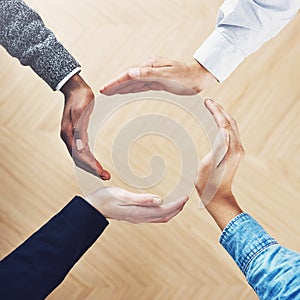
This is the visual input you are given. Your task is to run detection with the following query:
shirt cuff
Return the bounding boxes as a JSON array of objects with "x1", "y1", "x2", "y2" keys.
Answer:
[
  {"x1": 193, "y1": 29, "x2": 246, "y2": 83},
  {"x1": 55, "y1": 67, "x2": 81, "y2": 91},
  {"x1": 64, "y1": 196, "x2": 109, "y2": 235},
  {"x1": 219, "y1": 213, "x2": 278, "y2": 274}
]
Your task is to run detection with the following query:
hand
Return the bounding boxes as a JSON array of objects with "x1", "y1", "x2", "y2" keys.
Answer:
[
  {"x1": 100, "y1": 56, "x2": 217, "y2": 96},
  {"x1": 60, "y1": 74, "x2": 111, "y2": 180},
  {"x1": 86, "y1": 187, "x2": 189, "y2": 223},
  {"x1": 195, "y1": 99, "x2": 244, "y2": 230}
]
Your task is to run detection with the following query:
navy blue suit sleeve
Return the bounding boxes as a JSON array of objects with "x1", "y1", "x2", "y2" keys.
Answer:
[{"x1": 0, "y1": 196, "x2": 109, "y2": 299}]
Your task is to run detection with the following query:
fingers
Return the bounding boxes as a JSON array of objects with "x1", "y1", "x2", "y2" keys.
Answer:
[
  {"x1": 103, "y1": 80, "x2": 151, "y2": 95},
  {"x1": 100, "y1": 56, "x2": 196, "y2": 95},
  {"x1": 131, "y1": 195, "x2": 188, "y2": 223},
  {"x1": 140, "y1": 56, "x2": 177, "y2": 68},
  {"x1": 204, "y1": 99, "x2": 242, "y2": 149},
  {"x1": 72, "y1": 106, "x2": 111, "y2": 180},
  {"x1": 61, "y1": 99, "x2": 111, "y2": 180},
  {"x1": 72, "y1": 145, "x2": 111, "y2": 180},
  {"x1": 127, "y1": 66, "x2": 170, "y2": 80},
  {"x1": 211, "y1": 128, "x2": 229, "y2": 168},
  {"x1": 210, "y1": 100, "x2": 241, "y2": 144},
  {"x1": 100, "y1": 70, "x2": 131, "y2": 94},
  {"x1": 151, "y1": 206, "x2": 185, "y2": 223},
  {"x1": 60, "y1": 106, "x2": 74, "y2": 154},
  {"x1": 72, "y1": 100, "x2": 94, "y2": 147},
  {"x1": 100, "y1": 65, "x2": 172, "y2": 95},
  {"x1": 151, "y1": 196, "x2": 189, "y2": 223},
  {"x1": 205, "y1": 99, "x2": 232, "y2": 130},
  {"x1": 162, "y1": 195, "x2": 189, "y2": 212},
  {"x1": 126, "y1": 192, "x2": 163, "y2": 206},
  {"x1": 204, "y1": 99, "x2": 245, "y2": 163}
]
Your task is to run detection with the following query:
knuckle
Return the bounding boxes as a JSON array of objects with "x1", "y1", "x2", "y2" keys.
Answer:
[
  {"x1": 193, "y1": 86, "x2": 202, "y2": 93},
  {"x1": 233, "y1": 145, "x2": 242, "y2": 153},
  {"x1": 221, "y1": 121, "x2": 231, "y2": 129},
  {"x1": 144, "y1": 67, "x2": 152, "y2": 76},
  {"x1": 195, "y1": 183, "x2": 201, "y2": 193},
  {"x1": 60, "y1": 128, "x2": 68, "y2": 141},
  {"x1": 237, "y1": 146, "x2": 244, "y2": 156},
  {"x1": 231, "y1": 145, "x2": 244, "y2": 159},
  {"x1": 240, "y1": 146, "x2": 245, "y2": 158},
  {"x1": 73, "y1": 159, "x2": 81, "y2": 167}
]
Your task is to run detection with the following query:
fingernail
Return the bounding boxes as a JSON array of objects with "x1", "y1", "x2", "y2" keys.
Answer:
[
  {"x1": 76, "y1": 139, "x2": 84, "y2": 151},
  {"x1": 100, "y1": 170, "x2": 111, "y2": 180},
  {"x1": 153, "y1": 197, "x2": 163, "y2": 205},
  {"x1": 205, "y1": 99, "x2": 214, "y2": 105},
  {"x1": 128, "y1": 68, "x2": 140, "y2": 78}
]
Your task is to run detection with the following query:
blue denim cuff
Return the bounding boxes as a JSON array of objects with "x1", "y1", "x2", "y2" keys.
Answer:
[{"x1": 219, "y1": 213, "x2": 278, "y2": 275}]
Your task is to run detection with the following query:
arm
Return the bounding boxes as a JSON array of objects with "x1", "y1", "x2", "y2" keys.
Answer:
[
  {"x1": 0, "y1": 0, "x2": 111, "y2": 179},
  {"x1": 100, "y1": 1, "x2": 299, "y2": 95},
  {"x1": 220, "y1": 213, "x2": 300, "y2": 299},
  {"x1": 0, "y1": 187, "x2": 188, "y2": 299},
  {"x1": 194, "y1": 0, "x2": 300, "y2": 82},
  {"x1": 0, "y1": 0, "x2": 79, "y2": 90},
  {"x1": 195, "y1": 99, "x2": 300, "y2": 299},
  {"x1": 0, "y1": 197, "x2": 107, "y2": 300}
]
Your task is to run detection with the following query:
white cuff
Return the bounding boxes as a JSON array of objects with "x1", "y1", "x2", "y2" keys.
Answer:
[
  {"x1": 193, "y1": 30, "x2": 246, "y2": 83},
  {"x1": 55, "y1": 67, "x2": 81, "y2": 91}
]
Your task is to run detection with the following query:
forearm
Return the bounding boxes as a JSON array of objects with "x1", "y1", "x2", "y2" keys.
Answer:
[
  {"x1": 205, "y1": 194, "x2": 243, "y2": 231},
  {"x1": 194, "y1": 0, "x2": 300, "y2": 82},
  {"x1": 220, "y1": 213, "x2": 300, "y2": 299},
  {"x1": 0, "y1": 0, "x2": 80, "y2": 90},
  {"x1": 0, "y1": 196, "x2": 108, "y2": 299}
]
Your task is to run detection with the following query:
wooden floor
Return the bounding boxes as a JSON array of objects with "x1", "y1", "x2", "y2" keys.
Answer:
[{"x1": 1, "y1": 1, "x2": 299, "y2": 299}]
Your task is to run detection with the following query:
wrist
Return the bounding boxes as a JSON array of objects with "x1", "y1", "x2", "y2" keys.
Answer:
[
  {"x1": 84, "y1": 194, "x2": 109, "y2": 219},
  {"x1": 189, "y1": 60, "x2": 218, "y2": 92},
  {"x1": 205, "y1": 194, "x2": 243, "y2": 231},
  {"x1": 61, "y1": 73, "x2": 91, "y2": 97}
]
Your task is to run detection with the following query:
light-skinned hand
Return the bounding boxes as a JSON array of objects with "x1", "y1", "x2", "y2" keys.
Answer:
[
  {"x1": 60, "y1": 74, "x2": 111, "y2": 180},
  {"x1": 100, "y1": 56, "x2": 217, "y2": 96},
  {"x1": 195, "y1": 99, "x2": 244, "y2": 230},
  {"x1": 86, "y1": 187, "x2": 189, "y2": 223}
]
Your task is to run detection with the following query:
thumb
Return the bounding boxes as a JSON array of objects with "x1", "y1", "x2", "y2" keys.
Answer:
[{"x1": 129, "y1": 193, "x2": 163, "y2": 206}]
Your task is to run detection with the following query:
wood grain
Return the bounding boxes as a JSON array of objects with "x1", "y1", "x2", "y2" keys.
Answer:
[{"x1": 0, "y1": 1, "x2": 299, "y2": 299}]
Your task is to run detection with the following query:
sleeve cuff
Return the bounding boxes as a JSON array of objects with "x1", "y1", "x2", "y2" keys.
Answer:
[
  {"x1": 219, "y1": 213, "x2": 277, "y2": 274},
  {"x1": 55, "y1": 67, "x2": 81, "y2": 91},
  {"x1": 193, "y1": 29, "x2": 246, "y2": 82},
  {"x1": 64, "y1": 196, "x2": 109, "y2": 236}
]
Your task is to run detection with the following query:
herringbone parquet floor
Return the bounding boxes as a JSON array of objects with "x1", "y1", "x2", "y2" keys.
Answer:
[{"x1": 1, "y1": 1, "x2": 299, "y2": 299}]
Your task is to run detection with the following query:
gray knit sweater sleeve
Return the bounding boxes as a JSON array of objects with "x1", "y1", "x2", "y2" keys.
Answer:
[{"x1": 0, "y1": 0, "x2": 81, "y2": 90}]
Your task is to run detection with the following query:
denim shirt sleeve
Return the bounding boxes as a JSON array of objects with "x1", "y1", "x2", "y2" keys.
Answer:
[{"x1": 220, "y1": 213, "x2": 300, "y2": 299}]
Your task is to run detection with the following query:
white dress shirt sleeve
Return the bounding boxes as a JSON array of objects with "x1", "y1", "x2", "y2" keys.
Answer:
[{"x1": 194, "y1": 0, "x2": 300, "y2": 82}]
